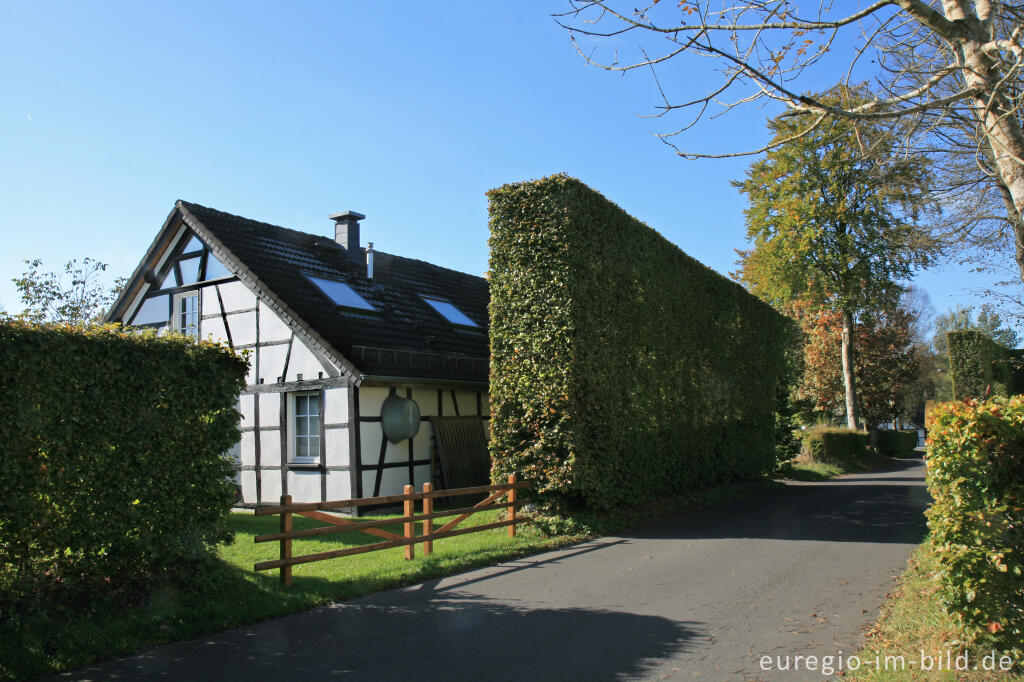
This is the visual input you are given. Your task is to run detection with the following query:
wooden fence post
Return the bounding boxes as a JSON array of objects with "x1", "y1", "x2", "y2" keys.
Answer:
[
  {"x1": 507, "y1": 474, "x2": 517, "y2": 538},
  {"x1": 280, "y1": 494, "x2": 293, "y2": 587},
  {"x1": 422, "y1": 482, "x2": 434, "y2": 556},
  {"x1": 403, "y1": 485, "x2": 415, "y2": 560}
]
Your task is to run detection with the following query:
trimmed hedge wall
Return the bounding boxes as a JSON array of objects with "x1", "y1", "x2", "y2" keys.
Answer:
[
  {"x1": 927, "y1": 398, "x2": 1023, "y2": 655},
  {"x1": 801, "y1": 426, "x2": 869, "y2": 467},
  {"x1": 948, "y1": 330, "x2": 1024, "y2": 400},
  {"x1": 0, "y1": 321, "x2": 247, "y2": 601},
  {"x1": 876, "y1": 429, "x2": 918, "y2": 457},
  {"x1": 487, "y1": 174, "x2": 793, "y2": 510}
]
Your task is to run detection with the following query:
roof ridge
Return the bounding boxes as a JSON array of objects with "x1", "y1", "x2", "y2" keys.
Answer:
[
  {"x1": 177, "y1": 200, "x2": 332, "y2": 246},
  {"x1": 178, "y1": 200, "x2": 485, "y2": 283}
]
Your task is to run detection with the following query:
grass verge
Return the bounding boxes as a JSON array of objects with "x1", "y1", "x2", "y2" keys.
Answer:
[
  {"x1": 847, "y1": 544, "x2": 1023, "y2": 681},
  {"x1": 0, "y1": 477, "x2": 776, "y2": 680}
]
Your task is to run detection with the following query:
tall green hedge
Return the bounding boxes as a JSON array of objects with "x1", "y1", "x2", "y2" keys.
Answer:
[
  {"x1": 801, "y1": 426, "x2": 869, "y2": 467},
  {"x1": 927, "y1": 397, "x2": 1023, "y2": 655},
  {"x1": 487, "y1": 174, "x2": 793, "y2": 510},
  {"x1": 948, "y1": 330, "x2": 1024, "y2": 400},
  {"x1": 0, "y1": 321, "x2": 247, "y2": 602}
]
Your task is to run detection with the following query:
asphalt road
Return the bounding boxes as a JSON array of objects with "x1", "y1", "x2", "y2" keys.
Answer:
[{"x1": 52, "y1": 457, "x2": 929, "y2": 681}]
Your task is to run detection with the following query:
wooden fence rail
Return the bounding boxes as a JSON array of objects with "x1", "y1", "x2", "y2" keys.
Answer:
[{"x1": 253, "y1": 474, "x2": 528, "y2": 587}]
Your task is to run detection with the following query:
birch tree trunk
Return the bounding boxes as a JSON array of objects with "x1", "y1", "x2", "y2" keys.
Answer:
[{"x1": 841, "y1": 310, "x2": 859, "y2": 430}]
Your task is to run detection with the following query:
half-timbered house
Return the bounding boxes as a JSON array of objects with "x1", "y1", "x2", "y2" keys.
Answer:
[{"x1": 106, "y1": 201, "x2": 490, "y2": 508}]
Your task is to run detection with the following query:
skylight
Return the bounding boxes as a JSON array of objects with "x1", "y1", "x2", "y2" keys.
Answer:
[
  {"x1": 308, "y1": 275, "x2": 375, "y2": 311},
  {"x1": 422, "y1": 296, "x2": 478, "y2": 327}
]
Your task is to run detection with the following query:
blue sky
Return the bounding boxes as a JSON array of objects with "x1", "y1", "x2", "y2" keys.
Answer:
[{"x1": 0, "y1": 1, "x2": 1000, "y2": 329}]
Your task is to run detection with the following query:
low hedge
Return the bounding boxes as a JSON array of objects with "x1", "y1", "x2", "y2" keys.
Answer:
[
  {"x1": 948, "y1": 330, "x2": 1024, "y2": 400},
  {"x1": 487, "y1": 174, "x2": 793, "y2": 511},
  {"x1": 876, "y1": 429, "x2": 918, "y2": 457},
  {"x1": 0, "y1": 321, "x2": 247, "y2": 605},
  {"x1": 926, "y1": 397, "x2": 1023, "y2": 655},
  {"x1": 802, "y1": 426, "x2": 868, "y2": 467}
]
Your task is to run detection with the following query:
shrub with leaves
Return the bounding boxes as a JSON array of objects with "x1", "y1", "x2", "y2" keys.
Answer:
[
  {"x1": 926, "y1": 397, "x2": 1024, "y2": 655},
  {"x1": 801, "y1": 426, "x2": 869, "y2": 467},
  {"x1": 487, "y1": 174, "x2": 793, "y2": 510},
  {"x1": 0, "y1": 320, "x2": 247, "y2": 606},
  {"x1": 876, "y1": 429, "x2": 918, "y2": 457}
]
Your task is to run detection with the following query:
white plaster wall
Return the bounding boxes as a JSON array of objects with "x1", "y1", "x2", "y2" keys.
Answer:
[
  {"x1": 239, "y1": 394, "x2": 255, "y2": 429},
  {"x1": 259, "y1": 344, "x2": 289, "y2": 384},
  {"x1": 360, "y1": 423, "x2": 411, "y2": 465},
  {"x1": 258, "y1": 301, "x2": 291, "y2": 342},
  {"x1": 359, "y1": 387, "x2": 390, "y2": 417},
  {"x1": 413, "y1": 464, "x2": 431, "y2": 488},
  {"x1": 287, "y1": 471, "x2": 320, "y2": 502},
  {"x1": 219, "y1": 281, "x2": 255, "y2": 312},
  {"x1": 240, "y1": 471, "x2": 257, "y2": 504},
  {"x1": 260, "y1": 429, "x2": 282, "y2": 467},
  {"x1": 411, "y1": 425, "x2": 432, "y2": 463},
  {"x1": 240, "y1": 431, "x2": 256, "y2": 467},
  {"x1": 455, "y1": 390, "x2": 477, "y2": 416},
  {"x1": 285, "y1": 339, "x2": 326, "y2": 382},
  {"x1": 362, "y1": 468, "x2": 412, "y2": 498},
  {"x1": 202, "y1": 316, "x2": 229, "y2": 346},
  {"x1": 439, "y1": 390, "x2": 458, "y2": 417},
  {"x1": 325, "y1": 471, "x2": 351, "y2": 501},
  {"x1": 324, "y1": 387, "x2": 349, "y2": 424},
  {"x1": 202, "y1": 285, "x2": 222, "y2": 315},
  {"x1": 324, "y1": 428, "x2": 349, "y2": 468},
  {"x1": 412, "y1": 388, "x2": 437, "y2": 416},
  {"x1": 230, "y1": 311, "x2": 257, "y2": 347},
  {"x1": 259, "y1": 393, "x2": 281, "y2": 428},
  {"x1": 260, "y1": 474, "x2": 282, "y2": 504}
]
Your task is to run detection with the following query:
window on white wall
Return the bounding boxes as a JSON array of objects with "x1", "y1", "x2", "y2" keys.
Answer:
[
  {"x1": 291, "y1": 392, "x2": 321, "y2": 462},
  {"x1": 173, "y1": 292, "x2": 199, "y2": 338}
]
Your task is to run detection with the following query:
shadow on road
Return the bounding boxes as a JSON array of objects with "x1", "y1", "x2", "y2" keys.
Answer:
[
  {"x1": 57, "y1": 598, "x2": 701, "y2": 682},
  {"x1": 631, "y1": 458, "x2": 930, "y2": 545}
]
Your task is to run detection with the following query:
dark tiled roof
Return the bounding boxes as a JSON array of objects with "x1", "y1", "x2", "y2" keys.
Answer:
[{"x1": 180, "y1": 201, "x2": 489, "y2": 383}]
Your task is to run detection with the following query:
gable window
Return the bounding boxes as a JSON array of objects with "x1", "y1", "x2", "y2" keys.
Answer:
[
  {"x1": 421, "y1": 296, "x2": 478, "y2": 328},
  {"x1": 290, "y1": 392, "x2": 321, "y2": 462},
  {"x1": 307, "y1": 275, "x2": 375, "y2": 311},
  {"x1": 173, "y1": 292, "x2": 199, "y2": 338}
]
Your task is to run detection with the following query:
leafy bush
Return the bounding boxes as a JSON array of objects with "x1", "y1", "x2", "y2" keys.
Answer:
[
  {"x1": 801, "y1": 426, "x2": 868, "y2": 467},
  {"x1": 487, "y1": 174, "x2": 793, "y2": 510},
  {"x1": 876, "y1": 429, "x2": 919, "y2": 457},
  {"x1": 926, "y1": 397, "x2": 1023, "y2": 656},
  {"x1": 0, "y1": 321, "x2": 247, "y2": 606},
  {"x1": 948, "y1": 330, "x2": 1024, "y2": 400}
]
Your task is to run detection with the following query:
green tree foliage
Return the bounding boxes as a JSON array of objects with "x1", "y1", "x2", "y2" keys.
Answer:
[
  {"x1": 10, "y1": 257, "x2": 125, "y2": 324},
  {"x1": 736, "y1": 94, "x2": 939, "y2": 428},
  {"x1": 791, "y1": 301, "x2": 919, "y2": 427}
]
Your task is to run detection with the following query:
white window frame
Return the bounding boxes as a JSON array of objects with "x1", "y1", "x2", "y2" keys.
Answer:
[
  {"x1": 288, "y1": 391, "x2": 322, "y2": 464},
  {"x1": 173, "y1": 291, "x2": 200, "y2": 338}
]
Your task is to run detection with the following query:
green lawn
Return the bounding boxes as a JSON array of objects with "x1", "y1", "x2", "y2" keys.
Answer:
[
  {"x1": 849, "y1": 545, "x2": 1022, "y2": 681},
  {"x1": 0, "y1": 508, "x2": 574, "y2": 681}
]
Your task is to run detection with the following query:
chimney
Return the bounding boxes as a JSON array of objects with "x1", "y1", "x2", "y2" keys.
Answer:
[
  {"x1": 366, "y1": 242, "x2": 375, "y2": 279},
  {"x1": 330, "y1": 211, "x2": 365, "y2": 261}
]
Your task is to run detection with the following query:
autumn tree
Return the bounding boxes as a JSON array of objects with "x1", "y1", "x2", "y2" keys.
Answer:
[
  {"x1": 10, "y1": 258, "x2": 125, "y2": 325},
  {"x1": 559, "y1": 2, "x2": 1024, "y2": 285},
  {"x1": 792, "y1": 301, "x2": 918, "y2": 426},
  {"x1": 735, "y1": 98, "x2": 938, "y2": 428}
]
